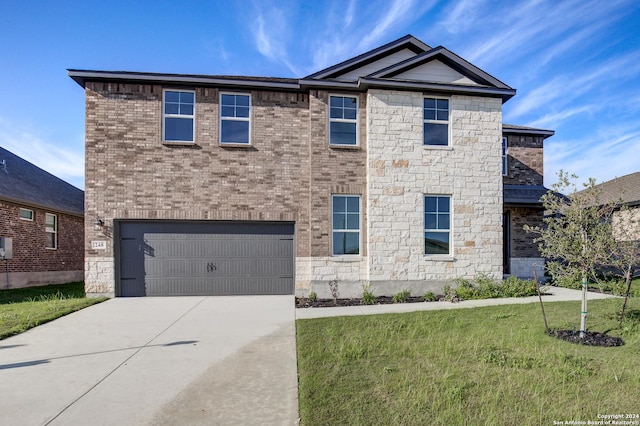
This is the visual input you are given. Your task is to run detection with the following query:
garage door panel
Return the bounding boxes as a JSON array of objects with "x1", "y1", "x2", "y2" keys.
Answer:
[{"x1": 118, "y1": 221, "x2": 294, "y2": 296}]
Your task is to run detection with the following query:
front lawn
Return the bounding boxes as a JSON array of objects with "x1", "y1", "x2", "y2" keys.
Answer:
[
  {"x1": 0, "y1": 282, "x2": 106, "y2": 340},
  {"x1": 297, "y1": 298, "x2": 640, "y2": 425}
]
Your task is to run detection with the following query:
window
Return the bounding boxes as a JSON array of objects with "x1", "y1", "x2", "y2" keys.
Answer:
[
  {"x1": 45, "y1": 213, "x2": 57, "y2": 249},
  {"x1": 423, "y1": 98, "x2": 449, "y2": 146},
  {"x1": 19, "y1": 208, "x2": 34, "y2": 221},
  {"x1": 220, "y1": 93, "x2": 250, "y2": 144},
  {"x1": 424, "y1": 196, "x2": 450, "y2": 255},
  {"x1": 332, "y1": 195, "x2": 360, "y2": 255},
  {"x1": 163, "y1": 90, "x2": 195, "y2": 143},
  {"x1": 329, "y1": 95, "x2": 358, "y2": 145},
  {"x1": 502, "y1": 137, "x2": 508, "y2": 176}
]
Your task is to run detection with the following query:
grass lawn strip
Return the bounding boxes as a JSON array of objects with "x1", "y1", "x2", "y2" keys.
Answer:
[
  {"x1": 297, "y1": 298, "x2": 640, "y2": 426},
  {"x1": 0, "y1": 282, "x2": 106, "y2": 340}
]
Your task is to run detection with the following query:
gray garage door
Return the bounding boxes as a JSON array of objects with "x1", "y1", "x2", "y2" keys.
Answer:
[{"x1": 117, "y1": 221, "x2": 294, "y2": 296}]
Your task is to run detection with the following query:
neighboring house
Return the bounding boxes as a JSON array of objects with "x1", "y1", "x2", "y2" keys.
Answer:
[
  {"x1": 587, "y1": 171, "x2": 640, "y2": 241},
  {"x1": 69, "y1": 35, "x2": 553, "y2": 298},
  {"x1": 0, "y1": 147, "x2": 84, "y2": 288}
]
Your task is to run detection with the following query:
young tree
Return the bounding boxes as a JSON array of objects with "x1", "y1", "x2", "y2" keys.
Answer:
[{"x1": 524, "y1": 171, "x2": 616, "y2": 338}]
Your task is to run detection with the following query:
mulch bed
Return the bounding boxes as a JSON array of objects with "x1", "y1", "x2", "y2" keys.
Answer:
[
  {"x1": 548, "y1": 329, "x2": 625, "y2": 347},
  {"x1": 296, "y1": 296, "x2": 441, "y2": 308}
]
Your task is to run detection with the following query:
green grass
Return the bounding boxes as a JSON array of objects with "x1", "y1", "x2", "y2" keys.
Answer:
[
  {"x1": 297, "y1": 298, "x2": 640, "y2": 426},
  {"x1": 0, "y1": 282, "x2": 106, "y2": 340}
]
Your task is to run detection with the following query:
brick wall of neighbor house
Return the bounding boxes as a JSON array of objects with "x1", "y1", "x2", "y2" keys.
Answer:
[
  {"x1": 503, "y1": 134, "x2": 543, "y2": 185},
  {"x1": 507, "y1": 207, "x2": 544, "y2": 279},
  {"x1": 360, "y1": 90, "x2": 504, "y2": 296},
  {"x1": 0, "y1": 200, "x2": 83, "y2": 288},
  {"x1": 83, "y1": 82, "x2": 312, "y2": 295}
]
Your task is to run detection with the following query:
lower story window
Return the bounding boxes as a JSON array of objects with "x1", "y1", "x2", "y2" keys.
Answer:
[
  {"x1": 424, "y1": 195, "x2": 450, "y2": 255},
  {"x1": 45, "y1": 213, "x2": 57, "y2": 249},
  {"x1": 332, "y1": 195, "x2": 360, "y2": 255}
]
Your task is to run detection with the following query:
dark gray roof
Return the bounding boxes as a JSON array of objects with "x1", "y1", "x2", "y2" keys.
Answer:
[
  {"x1": 503, "y1": 123, "x2": 555, "y2": 138},
  {"x1": 0, "y1": 147, "x2": 84, "y2": 216},
  {"x1": 504, "y1": 185, "x2": 549, "y2": 206},
  {"x1": 581, "y1": 172, "x2": 640, "y2": 206}
]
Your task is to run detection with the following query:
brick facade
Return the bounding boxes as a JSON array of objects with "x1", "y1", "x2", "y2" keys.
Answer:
[
  {"x1": 0, "y1": 200, "x2": 83, "y2": 288},
  {"x1": 503, "y1": 134, "x2": 544, "y2": 185}
]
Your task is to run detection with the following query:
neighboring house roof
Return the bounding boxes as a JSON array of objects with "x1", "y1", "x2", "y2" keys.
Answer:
[
  {"x1": 581, "y1": 172, "x2": 640, "y2": 207},
  {"x1": 69, "y1": 34, "x2": 516, "y2": 103},
  {"x1": 503, "y1": 123, "x2": 555, "y2": 138},
  {"x1": 503, "y1": 185, "x2": 549, "y2": 207},
  {"x1": 0, "y1": 147, "x2": 84, "y2": 216}
]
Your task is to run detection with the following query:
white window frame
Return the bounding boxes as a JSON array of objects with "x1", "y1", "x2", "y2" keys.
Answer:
[
  {"x1": 424, "y1": 195, "x2": 452, "y2": 256},
  {"x1": 45, "y1": 213, "x2": 57, "y2": 250},
  {"x1": 328, "y1": 94, "x2": 359, "y2": 146},
  {"x1": 502, "y1": 136, "x2": 508, "y2": 176},
  {"x1": 219, "y1": 92, "x2": 251, "y2": 145},
  {"x1": 331, "y1": 194, "x2": 361, "y2": 256},
  {"x1": 19, "y1": 208, "x2": 34, "y2": 221},
  {"x1": 423, "y1": 96, "x2": 450, "y2": 147},
  {"x1": 162, "y1": 89, "x2": 196, "y2": 143}
]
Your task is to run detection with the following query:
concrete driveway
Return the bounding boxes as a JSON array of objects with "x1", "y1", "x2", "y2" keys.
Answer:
[{"x1": 0, "y1": 296, "x2": 298, "y2": 426}]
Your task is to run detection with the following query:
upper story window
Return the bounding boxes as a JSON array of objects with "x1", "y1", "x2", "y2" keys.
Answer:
[
  {"x1": 424, "y1": 195, "x2": 450, "y2": 255},
  {"x1": 220, "y1": 93, "x2": 251, "y2": 144},
  {"x1": 423, "y1": 98, "x2": 449, "y2": 146},
  {"x1": 332, "y1": 195, "x2": 360, "y2": 255},
  {"x1": 163, "y1": 90, "x2": 195, "y2": 143},
  {"x1": 329, "y1": 95, "x2": 358, "y2": 146},
  {"x1": 502, "y1": 137, "x2": 508, "y2": 176},
  {"x1": 45, "y1": 213, "x2": 57, "y2": 249},
  {"x1": 19, "y1": 208, "x2": 34, "y2": 221}
]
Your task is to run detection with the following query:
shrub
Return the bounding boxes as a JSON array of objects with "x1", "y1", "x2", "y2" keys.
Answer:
[
  {"x1": 362, "y1": 283, "x2": 377, "y2": 305},
  {"x1": 308, "y1": 291, "x2": 318, "y2": 303},
  {"x1": 392, "y1": 290, "x2": 411, "y2": 303},
  {"x1": 446, "y1": 275, "x2": 539, "y2": 302},
  {"x1": 423, "y1": 291, "x2": 437, "y2": 302}
]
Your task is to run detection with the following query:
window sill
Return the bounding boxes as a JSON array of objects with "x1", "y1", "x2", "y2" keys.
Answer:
[
  {"x1": 330, "y1": 255, "x2": 362, "y2": 262},
  {"x1": 220, "y1": 143, "x2": 254, "y2": 149},
  {"x1": 162, "y1": 141, "x2": 198, "y2": 147},
  {"x1": 423, "y1": 145, "x2": 453, "y2": 151},
  {"x1": 423, "y1": 255, "x2": 454, "y2": 262},
  {"x1": 329, "y1": 144, "x2": 361, "y2": 150}
]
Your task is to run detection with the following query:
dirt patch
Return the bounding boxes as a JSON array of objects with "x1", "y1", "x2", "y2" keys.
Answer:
[{"x1": 548, "y1": 329, "x2": 625, "y2": 347}]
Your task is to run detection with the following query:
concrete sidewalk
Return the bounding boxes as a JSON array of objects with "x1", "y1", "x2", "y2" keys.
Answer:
[
  {"x1": 295, "y1": 286, "x2": 619, "y2": 319},
  {"x1": 0, "y1": 296, "x2": 298, "y2": 426}
]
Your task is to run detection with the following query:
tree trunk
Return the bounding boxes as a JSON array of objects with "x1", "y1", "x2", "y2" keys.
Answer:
[
  {"x1": 619, "y1": 266, "x2": 633, "y2": 327},
  {"x1": 580, "y1": 274, "x2": 588, "y2": 339}
]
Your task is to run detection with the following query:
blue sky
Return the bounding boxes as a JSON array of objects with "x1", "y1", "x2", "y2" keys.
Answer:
[{"x1": 1, "y1": 0, "x2": 639, "y2": 190}]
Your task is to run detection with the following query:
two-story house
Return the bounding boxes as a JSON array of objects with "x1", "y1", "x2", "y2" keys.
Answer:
[{"x1": 69, "y1": 35, "x2": 553, "y2": 298}]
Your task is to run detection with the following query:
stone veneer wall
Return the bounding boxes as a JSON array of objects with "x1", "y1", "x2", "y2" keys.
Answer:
[{"x1": 364, "y1": 90, "x2": 504, "y2": 294}]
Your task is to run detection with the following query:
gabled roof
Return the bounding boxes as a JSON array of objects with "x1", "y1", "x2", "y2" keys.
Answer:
[
  {"x1": 0, "y1": 147, "x2": 84, "y2": 216},
  {"x1": 305, "y1": 35, "x2": 431, "y2": 79},
  {"x1": 302, "y1": 35, "x2": 516, "y2": 102},
  {"x1": 584, "y1": 172, "x2": 640, "y2": 207}
]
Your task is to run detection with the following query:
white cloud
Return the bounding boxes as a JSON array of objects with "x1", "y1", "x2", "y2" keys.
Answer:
[
  {"x1": 0, "y1": 118, "x2": 84, "y2": 189},
  {"x1": 251, "y1": 6, "x2": 301, "y2": 76},
  {"x1": 358, "y1": 0, "x2": 421, "y2": 50},
  {"x1": 545, "y1": 126, "x2": 640, "y2": 187}
]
